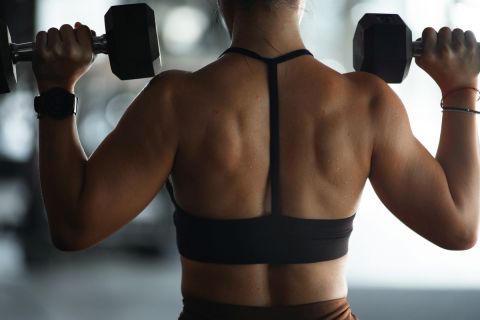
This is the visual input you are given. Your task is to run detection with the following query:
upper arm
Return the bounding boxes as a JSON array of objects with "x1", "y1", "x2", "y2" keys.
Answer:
[
  {"x1": 70, "y1": 71, "x2": 183, "y2": 249},
  {"x1": 366, "y1": 74, "x2": 468, "y2": 250}
]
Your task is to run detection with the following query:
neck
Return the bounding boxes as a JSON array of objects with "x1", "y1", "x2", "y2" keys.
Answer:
[{"x1": 229, "y1": 6, "x2": 305, "y2": 56}]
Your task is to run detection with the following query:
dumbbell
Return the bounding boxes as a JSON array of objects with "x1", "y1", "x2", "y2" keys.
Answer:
[
  {"x1": 0, "y1": 3, "x2": 161, "y2": 94},
  {"x1": 352, "y1": 13, "x2": 477, "y2": 83}
]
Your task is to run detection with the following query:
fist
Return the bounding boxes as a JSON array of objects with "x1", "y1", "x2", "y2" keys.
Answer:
[
  {"x1": 33, "y1": 22, "x2": 95, "y2": 93},
  {"x1": 415, "y1": 27, "x2": 480, "y2": 94}
]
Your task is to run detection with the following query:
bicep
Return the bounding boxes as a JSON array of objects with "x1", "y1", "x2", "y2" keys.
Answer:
[
  {"x1": 74, "y1": 73, "x2": 178, "y2": 248},
  {"x1": 368, "y1": 80, "x2": 462, "y2": 249}
]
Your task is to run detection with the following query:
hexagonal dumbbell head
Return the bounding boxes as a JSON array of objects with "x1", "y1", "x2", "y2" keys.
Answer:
[
  {"x1": 105, "y1": 3, "x2": 161, "y2": 80},
  {"x1": 353, "y1": 13, "x2": 413, "y2": 83},
  {"x1": 0, "y1": 21, "x2": 16, "y2": 93}
]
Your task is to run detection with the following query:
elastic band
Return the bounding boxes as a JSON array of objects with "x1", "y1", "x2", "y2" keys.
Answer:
[
  {"x1": 441, "y1": 107, "x2": 480, "y2": 115},
  {"x1": 440, "y1": 87, "x2": 480, "y2": 108}
]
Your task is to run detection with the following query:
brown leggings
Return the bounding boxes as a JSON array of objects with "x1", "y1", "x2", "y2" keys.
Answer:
[{"x1": 178, "y1": 296, "x2": 359, "y2": 320}]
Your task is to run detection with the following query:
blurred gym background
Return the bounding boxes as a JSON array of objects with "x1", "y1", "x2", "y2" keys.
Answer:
[{"x1": 0, "y1": 0, "x2": 479, "y2": 319}]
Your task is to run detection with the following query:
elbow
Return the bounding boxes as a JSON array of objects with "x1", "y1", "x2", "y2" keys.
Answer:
[
  {"x1": 453, "y1": 232, "x2": 477, "y2": 250},
  {"x1": 47, "y1": 205, "x2": 99, "y2": 252},
  {"x1": 51, "y1": 236, "x2": 90, "y2": 252},
  {"x1": 49, "y1": 223, "x2": 95, "y2": 252},
  {"x1": 452, "y1": 214, "x2": 478, "y2": 250},
  {"x1": 433, "y1": 206, "x2": 479, "y2": 251},
  {"x1": 440, "y1": 226, "x2": 478, "y2": 251}
]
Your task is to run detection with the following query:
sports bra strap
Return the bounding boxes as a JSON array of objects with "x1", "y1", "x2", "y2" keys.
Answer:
[
  {"x1": 220, "y1": 47, "x2": 313, "y2": 216},
  {"x1": 221, "y1": 47, "x2": 313, "y2": 65}
]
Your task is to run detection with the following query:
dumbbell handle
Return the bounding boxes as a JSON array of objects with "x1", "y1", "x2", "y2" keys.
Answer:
[
  {"x1": 412, "y1": 41, "x2": 423, "y2": 57},
  {"x1": 10, "y1": 33, "x2": 108, "y2": 63}
]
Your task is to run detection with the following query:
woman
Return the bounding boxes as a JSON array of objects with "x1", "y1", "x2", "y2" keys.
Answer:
[{"x1": 33, "y1": 0, "x2": 479, "y2": 319}]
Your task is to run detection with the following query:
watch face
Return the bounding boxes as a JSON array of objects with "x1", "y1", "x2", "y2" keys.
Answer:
[
  {"x1": 51, "y1": 95, "x2": 67, "y2": 116},
  {"x1": 43, "y1": 88, "x2": 77, "y2": 119}
]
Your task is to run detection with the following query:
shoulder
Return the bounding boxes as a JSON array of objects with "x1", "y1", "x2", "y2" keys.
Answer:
[
  {"x1": 146, "y1": 69, "x2": 192, "y2": 98},
  {"x1": 342, "y1": 71, "x2": 412, "y2": 156},
  {"x1": 343, "y1": 71, "x2": 407, "y2": 123},
  {"x1": 141, "y1": 69, "x2": 192, "y2": 116},
  {"x1": 122, "y1": 70, "x2": 192, "y2": 143},
  {"x1": 343, "y1": 71, "x2": 390, "y2": 99}
]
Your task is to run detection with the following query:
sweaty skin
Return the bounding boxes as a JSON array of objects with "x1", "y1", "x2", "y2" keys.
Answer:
[{"x1": 33, "y1": 3, "x2": 479, "y2": 306}]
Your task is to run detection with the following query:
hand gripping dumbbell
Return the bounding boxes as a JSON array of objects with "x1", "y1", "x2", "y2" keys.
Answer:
[
  {"x1": 0, "y1": 3, "x2": 161, "y2": 94},
  {"x1": 353, "y1": 13, "x2": 479, "y2": 83}
]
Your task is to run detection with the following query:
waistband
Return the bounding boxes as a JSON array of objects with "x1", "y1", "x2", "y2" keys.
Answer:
[{"x1": 179, "y1": 296, "x2": 358, "y2": 320}]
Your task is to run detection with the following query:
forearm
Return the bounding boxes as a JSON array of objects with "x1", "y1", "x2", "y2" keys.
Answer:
[
  {"x1": 39, "y1": 115, "x2": 87, "y2": 239},
  {"x1": 436, "y1": 90, "x2": 480, "y2": 228}
]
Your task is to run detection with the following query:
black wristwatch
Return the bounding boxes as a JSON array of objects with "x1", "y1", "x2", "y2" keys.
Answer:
[{"x1": 34, "y1": 87, "x2": 78, "y2": 120}]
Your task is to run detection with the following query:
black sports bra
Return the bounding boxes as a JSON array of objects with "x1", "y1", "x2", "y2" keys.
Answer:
[{"x1": 166, "y1": 47, "x2": 355, "y2": 264}]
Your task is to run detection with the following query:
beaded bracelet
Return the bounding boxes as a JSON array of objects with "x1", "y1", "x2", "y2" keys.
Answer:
[{"x1": 440, "y1": 87, "x2": 480, "y2": 115}]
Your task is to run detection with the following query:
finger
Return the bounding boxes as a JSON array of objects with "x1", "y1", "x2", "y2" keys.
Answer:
[
  {"x1": 59, "y1": 24, "x2": 76, "y2": 46},
  {"x1": 75, "y1": 22, "x2": 96, "y2": 39},
  {"x1": 75, "y1": 24, "x2": 93, "y2": 47},
  {"x1": 437, "y1": 26, "x2": 452, "y2": 52},
  {"x1": 421, "y1": 27, "x2": 437, "y2": 54},
  {"x1": 34, "y1": 31, "x2": 48, "y2": 56},
  {"x1": 46, "y1": 27, "x2": 60, "y2": 48},
  {"x1": 451, "y1": 28, "x2": 465, "y2": 51},
  {"x1": 74, "y1": 24, "x2": 94, "y2": 61},
  {"x1": 47, "y1": 27, "x2": 61, "y2": 51},
  {"x1": 465, "y1": 30, "x2": 477, "y2": 49}
]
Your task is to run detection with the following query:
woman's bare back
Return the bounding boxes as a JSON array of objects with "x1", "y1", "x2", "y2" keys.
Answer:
[{"x1": 170, "y1": 52, "x2": 374, "y2": 305}]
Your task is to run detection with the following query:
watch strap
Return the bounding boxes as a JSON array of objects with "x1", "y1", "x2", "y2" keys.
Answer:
[{"x1": 34, "y1": 87, "x2": 78, "y2": 120}]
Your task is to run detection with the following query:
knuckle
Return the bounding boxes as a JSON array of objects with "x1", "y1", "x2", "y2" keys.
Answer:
[
  {"x1": 466, "y1": 30, "x2": 477, "y2": 41},
  {"x1": 422, "y1": 27, "x2": 436, "y2": 38},
  {"x1": 60, "y1": 24, "x2": 72, "y2": 30},
  {"x1": 74, "y1": 51, "x2": 83, "y2": 61},
  {"x1": 42, "y1": 51, "x2": 53, "y2": 61},
  {"x1": 438, "y1": 46, "x2": 452, "y2": 57},
  {"x1": 68, "y1": 47, "x2": 89, "y2": 62},
  {"x1": 451, "y1": 29, "x2": 465, "y2": 48},
  {"x1": 47, "y1": 27, "x2": 59, "y2": 34},
  {"x1": 52, "y1": 46, "x2": 63, "y2": 57},
  {"x1": 36, "y1": 31, "x2": 47, "y2": 40},
  {"x1": 74, "y1": 28, "x2": 88, "y2": 39},
  {"x1": 423, "y1": 27, "x2": 436, "y2": 34},
  {"x1": 417, "y1": 48, "x2": 436, "y2": 63},
  {"x1": 59, "y1": 24, "x2": 73, "y2": 35},
  {"x1": 439, "y1": 26, "x2": 452, "y2": 34},
  {"x1": 77, "y1": 25, "x2": 91, "y2": 34},
  {"x1": 65, "y1": 46, "x2": 76, "y2": 57}
]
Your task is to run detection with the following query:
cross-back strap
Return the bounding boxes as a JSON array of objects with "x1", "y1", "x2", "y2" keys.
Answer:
[{"x1": 220, "y1": 47, "x2": 313, "y2": 216}]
